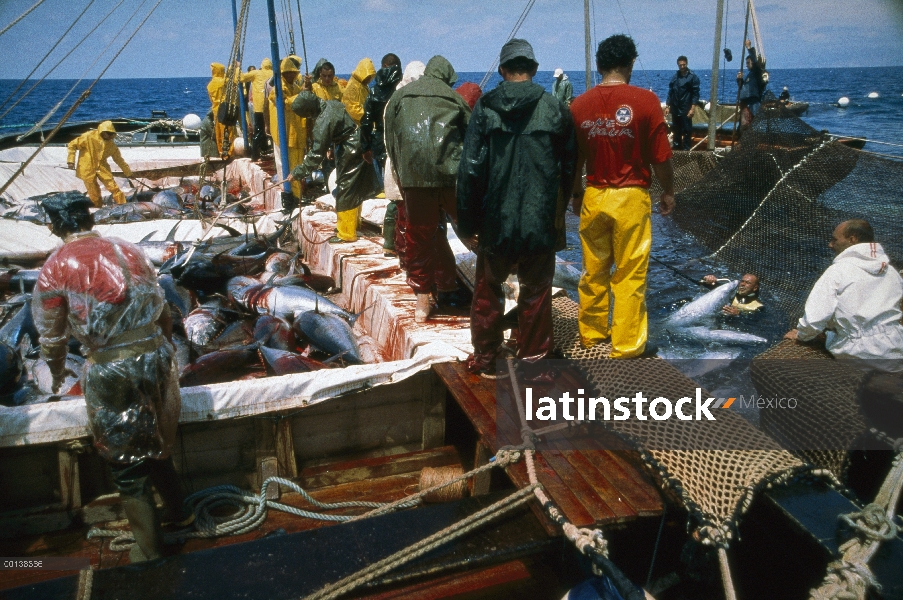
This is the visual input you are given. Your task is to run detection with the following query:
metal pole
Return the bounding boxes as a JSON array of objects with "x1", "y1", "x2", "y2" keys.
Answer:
[
  {"x1": 584, "y1": 0, "x2": 592, "y2": 92},
  {"x1": 708, "y1": 0, "x2": 725, "y2": 150},
  {"x1": 266, "y1": 0, "x2": 292, "y2": 193},
  {"x1": 231, "y1": 0, "x2": 249, "y2": 148}
]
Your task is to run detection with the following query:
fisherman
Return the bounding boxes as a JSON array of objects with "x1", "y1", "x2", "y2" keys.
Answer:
[
  {"x1": 665, "y1": 55, "x2": 700, "y2": 151},
  {"x1": 342, "y1": 58, "x2": 377, "y2": 126},
  {"x1": 240, "y1": 58, "x2": 274, "y2": 161},
  {"x1": 779, "y1": 86, "x2": 790, "y2": 103},
  {"x1": 199, "y1": 111, "x2": 218, "y2": 159},
  {"x1": 570, "y1": 34, "x2": 676, "y2": 358},
  {"x1": 784, "y1": 219, "x2": 903, "y2": 362},
  {"x1": 312, "y1": 59, "x2": 343, "y2": 101},
  {"x1": 382, "y1": 61, "x2": 426, "y2": 262},
  {"x1": 267, "y1": 57, "x2": 307, "y2": 203},
  {"x1": 701, "y1": 273, "x2": 764, "y2": 315},
  {"x1": 288, "y1": 91, "x2": 380, "y2": 243},
  {"x1": 360, "y1": 54, "x2": 403, "y2": 175},
  {"x1": 207, "y1": 62, "x2": 227, "y2": 155},
  {"x1": 33, "y1": 195, "x2": 186, "y2": 563},
  {"x1": 66, "y1": 121, "x2": 133, "y2": 207},
  {"x1": 736, "y1": 40, "x2": 765, "y2": 128},
  {"x1": 457, "y1": 39, "x2": 577, "y2": 377},
  {"x1": 385, "y1": 55, "x2": 472, "y2": 322},
  {"x1": 552, "y1": 68, "x2": 574, "y2": 106}
]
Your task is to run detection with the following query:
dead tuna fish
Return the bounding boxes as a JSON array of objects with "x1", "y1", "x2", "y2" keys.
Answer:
[
  {"x1": 158, "y1": 274, "x2": 194, "y2": 326},
  {"x1": 139, "y1": 224, "x2": 189, "y2": 266},
  {"x1": 258, "y1": 345, "x2": 328, "y2": 376},
  {"x1": 179, "y1": 346, "x2": 263, "y2": 387},
  {"x1": 3, "y1": 203, "x2": 49, "y2": 224},
  {"x1": 0, "y1": 341, "x2": 25, "y2": 399},
  {"x1": 33, "y1": 355, "x2": 85, "y2": 395},
  {"x1": 0, "y1": 300, "x2": 38, "y2": 349},
  {"x1": 171, "y1": 334, "x2": 192, "y2": 372},
  {"x1": 253, "y1": 315, "x2": 296, "y2": 351},
  {"x1": 1, "y1": 269, "x2": 40, "y2": 293},
  {"x1": 231, "y1": 279, "x2": 354, "y2": 322},
  {"x1": 183, "y1": 300, "x2": 239, "y2": 351},
  {"x1": 199, "y1": 185, "x2": 219, "y2": 203},
  {"x1": 93, "y1": 202, "x2": 165, "y2": 224},
  {"x1": 204, "y1": 318, "x2": 256, "y2": 351},
  {"x1": 152, "y1": 190, "x2": 183, "y2": 210},
  {"x1": 293, "y1": 311, "x2": 363, "y2": 364}
]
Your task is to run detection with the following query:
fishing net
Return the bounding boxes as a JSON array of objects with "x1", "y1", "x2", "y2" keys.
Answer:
[
  {"x1": 550, "y1": 297, "x2": 822, "y2": 546},
  {"x1": 671, "y1": 104, "x2": 903, "y2": 324}
]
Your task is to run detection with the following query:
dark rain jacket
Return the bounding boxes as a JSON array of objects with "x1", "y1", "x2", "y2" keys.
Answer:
[
  {"x1": 384, "y1": 56, "x2": 471, "y2": 189},
  {"x1": 738, "y1": 47, "x2": 765, "y2": 105},
  {"x1": 291, "y1": 99, "x2": 379, "y2": 212},
  {"x1": 360, "y1": 64, "x2": 402, "y2": 159},
  {"x1": 667, "y1": 70, "x2": 700, "y2": 115},
  {"x1": 457, "y1": 80, "x2": 578, "y2": 258},
  {"x1": 199, "y1": 113, "x2": 218, "y2": 158}
]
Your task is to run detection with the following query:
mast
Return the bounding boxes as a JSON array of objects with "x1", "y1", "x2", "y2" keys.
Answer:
[
  {"x1": 708, "y1": 0, "x2": 725, "y2": 150},
  {"x1": 231, "y1": 0, "x2": 249, "y2": 148},
  {"x1": 266, "y1": 0, "x2": 292, "y2": 194},
  {"x1": 584, "y1": 0, "x2": 592, "y2": 91}
]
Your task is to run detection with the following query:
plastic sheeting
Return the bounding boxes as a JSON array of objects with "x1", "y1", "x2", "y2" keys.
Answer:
[{"x1": 0, "y1": 340, "x2": 464, "y2": 448}]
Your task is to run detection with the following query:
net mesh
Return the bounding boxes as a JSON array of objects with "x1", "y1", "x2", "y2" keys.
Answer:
[
  {"x1": 551, "y1": 297, "x2": 817, "y2": 545},
  {"x1": 671, "y1": 105, "x2": 903, "y2": 323}
]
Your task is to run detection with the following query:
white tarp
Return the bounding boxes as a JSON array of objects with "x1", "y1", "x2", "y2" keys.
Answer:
[{"x1": 0, "y1": 340, "x2": 464, "y2": 448}]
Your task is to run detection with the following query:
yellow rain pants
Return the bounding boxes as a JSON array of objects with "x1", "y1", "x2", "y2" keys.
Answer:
[
  {"x1": 67, "y1": 124, "x2": 131, "y2": 207},
  {"x1": 578, "y1": 186, "x2": 651, "y2": 359},
  {"x1": 335, "y1": 205, "x2": 362, "y2": 241}
]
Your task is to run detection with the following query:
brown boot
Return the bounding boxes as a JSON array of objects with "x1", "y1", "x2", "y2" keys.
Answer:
[{"x1": 414, "y1": 293, "x2": 431, "y2": 323}]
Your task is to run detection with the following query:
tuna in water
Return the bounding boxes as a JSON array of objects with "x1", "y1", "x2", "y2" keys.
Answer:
[
  {"x1": 667, "y1": 281, "x2": 739, "y2": 327},
  {"x1": 293, "y1": 310, "x2": 363, "y2": 364},
  {"x1": 681, "y1": 326, "x2": 768, "y2": 345}
]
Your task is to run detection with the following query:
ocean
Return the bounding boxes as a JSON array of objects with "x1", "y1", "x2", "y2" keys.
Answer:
[{"x1": 1, "y1": 67, "x2": 901, "y2": 156}]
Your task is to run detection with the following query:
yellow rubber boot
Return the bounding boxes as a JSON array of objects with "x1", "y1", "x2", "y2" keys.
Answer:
[{"x1": 335, "y1": 205, "x2": 362, "y2": 241}]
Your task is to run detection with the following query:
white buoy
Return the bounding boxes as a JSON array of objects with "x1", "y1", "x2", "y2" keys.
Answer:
[
  {"x1": 182, "y1": 113, "x2": 202, "y2": 130},
  {"x1": 867, "y1": 91, "x2": 880, "y2": 99},
  {"x1": 232, "y1": 137, "x2": 245, "y2": 157},
  {"x1": 838, "y1": 97, "x2": 850, "y2": 107},
  {"x1": 704, "y1": 101, "x2": 711, "y2": 112}
]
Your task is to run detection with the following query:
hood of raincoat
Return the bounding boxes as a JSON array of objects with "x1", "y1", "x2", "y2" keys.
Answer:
[
  {"x1": 312, "y1": 57, "x2": 328, "y2": 81},
  {"x1": 482, "y1": 79, "x2": 545, "y2": 123},
  {"x1": 834, "y1": 243, "x2": 894, "y2": 275},
  {"x1": 369, "y1": 64, "x2": 402, "y2": 104},
  {"x1": 423, "y1": 55, "x2": 457, "y2": 86},
  {"x1": 351, "y1": 58, "x2": 376, "y2": 84},
  {"x1": 210, "y1": 62, "x2": 225, "y2": 77},
  {"x1": 399, "y1": 61, "x2": 426, "y2": 88},
  {"x1": 292, "y1": 91, "x2": 325, "y2": 119},
  {"x1": 261, "y1": 58, "x2": 273, "y2": 70},
  {"x1": 98, "y1": 120, "x2": 117, "y2": 134},
  {"x1": 280, "y1": 57, "x2": 300, "y2": 74}
]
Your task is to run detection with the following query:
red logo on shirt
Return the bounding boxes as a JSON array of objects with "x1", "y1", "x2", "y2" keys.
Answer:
[{"x1": 615, "y1": 105, "x2": 633, "y2": 126}]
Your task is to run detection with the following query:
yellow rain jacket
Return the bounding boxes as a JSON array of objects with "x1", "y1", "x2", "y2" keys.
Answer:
[
  {"x1": 240, "y1": 58, "x2": 273, "y2": 114},
  {"x1": 66, "y1": 121, "x2": 132, "y2": 206},
  {"x1": 341, "y1": 58, "x2": 376, "y2": 125},
  {"x1": 269, "y1": 58, "x2": 307, "y2": 197},
  {"x1": 207, "y1": 62, "x2": 226, "y2": 114}
]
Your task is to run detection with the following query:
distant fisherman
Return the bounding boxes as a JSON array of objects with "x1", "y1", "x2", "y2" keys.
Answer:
[
  {"x1": 702, "y1": 273, "x2": 763, "y2": 315},
  {"x1": 33, "y1": 195, "x2": 187, "y2": 562},
  {"x1": 342, "y1": 58, "x2": 376, "y2": 125},
  {"x1": 552, "y1": 68, "x2": 574, "y2": 106},
  {"x1": 311, "y1": 59, "x2": 343, "y2": 101},
  {"x1": 737, "y1": 40, "x2": 765, "y2": 128},
  {"x1": 207, "y1": 62, "x2": 227, "y2": 155},
  {"x1": 664, "y1": 55, "x2": 700, "y2": 151},
  {"x1": 785, "y1": 219, "x2": 903, "y2": 362},
  {"x1": 66, "y1": 121, "x2": 133, "y2": 207},
  {"x1": 240, "y1": 58, "x2": 274, "y2": 161}
]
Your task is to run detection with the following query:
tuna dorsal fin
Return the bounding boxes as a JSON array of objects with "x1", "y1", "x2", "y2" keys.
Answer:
[
  {"x1": 165, "y1": 221, "x2": 180, "y2": 241},
  {"x1": 139, "y1": 231, "x2": 158, "y2": 243},
  {"x1": 347, "y1": 303, "x2": 376, "y2": 327},
  {"x1": 214, "y1": 223, "x2": 242, "y2": 237}
]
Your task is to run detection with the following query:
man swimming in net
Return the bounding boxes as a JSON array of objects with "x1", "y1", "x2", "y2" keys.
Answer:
[{"x1": 701, "y1": 273, "x2": 763, "y2": 316}]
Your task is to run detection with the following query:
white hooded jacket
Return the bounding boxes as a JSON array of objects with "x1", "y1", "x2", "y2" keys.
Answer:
[{"x1": 797, "y1": 242, "x2": 903, "y2": 361}]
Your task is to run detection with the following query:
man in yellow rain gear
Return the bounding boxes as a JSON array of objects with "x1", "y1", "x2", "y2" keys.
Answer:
[
  {"x1": 268, "y1": 57, "x2": 307, "y2": 200},
  {"x1": 311, "y1": 59, "x2": 342, "y2": 101},
  {"x1": 240, "y1": 58, "x2": 273, "y2": 161},
  {"x1": 570, "y1": 35, "x2": 675, "y2": 358},
  {"x1": 66, "y1": 121, "x2": 132, "y2": 207},
  {"x1": 207, "y1": 62, "x2": 227, "y2": 155},
  {"x1": 342, "y1": 58, "x2": 376, "y2": 125}
]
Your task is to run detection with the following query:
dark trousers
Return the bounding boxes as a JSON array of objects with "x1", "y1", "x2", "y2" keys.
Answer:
[
  {"x1": 470, "y1": 250, "x2": 556, "y2": 365},
  {"x1": 251, "y1": 112, "x2": 266, "y2": 160},
  {"x1": 671, "y1": 112, "x2": 693, "y2": 150},
  {"x1": 403, "y1": 187, "x2": 458, "y2": 294}
]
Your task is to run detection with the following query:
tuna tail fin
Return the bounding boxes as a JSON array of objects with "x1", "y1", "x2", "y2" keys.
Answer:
[{"x1": 347, "y1": 303, "x2": 376, "y2": 327}]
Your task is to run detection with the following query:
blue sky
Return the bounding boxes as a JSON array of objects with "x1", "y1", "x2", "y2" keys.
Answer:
[{"x1": 0, "y1": 0, "x2": 902, "y2": 79}]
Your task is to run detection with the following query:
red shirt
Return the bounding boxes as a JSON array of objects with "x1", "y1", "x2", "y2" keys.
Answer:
[{"x1": 570, "y1": 84, "x2": 672, "y2": 189}]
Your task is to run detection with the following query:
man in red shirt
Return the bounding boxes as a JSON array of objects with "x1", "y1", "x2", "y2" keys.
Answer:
[{"x1": 570, "y1": 34, "x2": 676, "y2": 358}]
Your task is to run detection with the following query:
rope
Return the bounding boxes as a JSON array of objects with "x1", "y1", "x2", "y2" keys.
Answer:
[
  {"x1": 420, "y1": 466, "x2": 467, "y2": 502},
  {"x1": 0, "y1": 0, "x2": 97, "y2": 115},
  {"x1": 3, "y1": 0, "x2": 127, "y2": 127},
  {"x1": 0, "y1": 0, "x2": 47, "y2": 38},
  {"x1": 295, "y1": 0, "x2": 309, "y2": 75},
  {"x1": 478, "y1": 0, "x2": 538, "y2": 90},
  {"x1": 718, "y1": 547, "x2": 739, "y2": 600}
]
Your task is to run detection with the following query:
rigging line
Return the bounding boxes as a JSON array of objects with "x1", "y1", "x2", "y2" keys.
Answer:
[
  {"x1": 0, "y1": 0, "x2": 48, "y2": 39},
  {"x1": 0, "y1": 0, "x2": 97, "y2": 114},
  {"x1": 16, "y1": 0, "x2": 150, "y2": 139},
  {"x1": 282, "y1": 0, "x2": 296, "y2": 54},
  {"x1": 295, "y1": 0, "x2": 309, "y2": 75},
  {"x1": 611, "y1": 0, "x2": 651, "y2": 89},
  {"x1": 720, "y1": 0, "x2": 729, "y2": 104},
  {"x1": 590, "y1": 0, "x2": 598, "y2": 86},
  {"x1": 0, "y1": 0, "x2": 126, "y2": 123},
  {"x1": 478, "y1": 0, "x2": 537, "y2": 89}
]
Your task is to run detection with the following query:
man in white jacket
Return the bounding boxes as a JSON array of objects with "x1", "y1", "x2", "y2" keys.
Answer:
[{"x1": 785, "y1": 219, "x2": 903, "y2": 363}]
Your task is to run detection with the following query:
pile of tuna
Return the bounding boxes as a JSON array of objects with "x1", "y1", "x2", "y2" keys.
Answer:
[
  {"x1": 0, "y1": 221, "x2": 369, "y2": 406},
  {"x1": 3, "y1": 180, "x2": 257, "y2": 225}
]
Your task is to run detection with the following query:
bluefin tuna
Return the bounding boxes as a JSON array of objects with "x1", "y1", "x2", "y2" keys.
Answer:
[
  {"x1": 152, "y1": 190, "x2": 183, "y2": 210},
  {"x1": 682, "y1": 326, "x2": 768, "y2": 345},
  {"x1": 0, "y1": 300, "x2": 38, "y2": 349},
  {"x1": 667, "y1": 281, "x2": 739, "y2": 326},
  {"x1": 253, "y1": 315, "x2": 296, "y2": 351},
  {"x1": 179, "y1": 345, "x2": 263, "y2": 387},
  {"x1": 32, "y1": 355, "x2": 85, "y2": 395},
  {"x1": 230, "y1": 278, "x2": 354, "y2": 322},
  {"x1": 258, "y1": 345, "x2": 328, "y2": 376},
  {"x1": 293, "y1": 311, "x2": 363, "y2": 364},
  {"x1": 183, "y1": 299, "x2": 240, "y2": 351},
  {"x1": 93, "y1": 202, "x2": 167, "y2": 224}
]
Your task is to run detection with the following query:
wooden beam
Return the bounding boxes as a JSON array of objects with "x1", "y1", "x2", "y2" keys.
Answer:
[
  {"x1": 275, "y1": 419, "x2": 297, "y2": 479},
  {"x1": 57, "y1": 447, "x2": 81, "y2": 511},
  {"x1": 471, "y1": 441, "x2": 492, "y2": 497},
  {"x1": 421, "y1": 371, "x2": 446, "y2": 450}
]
